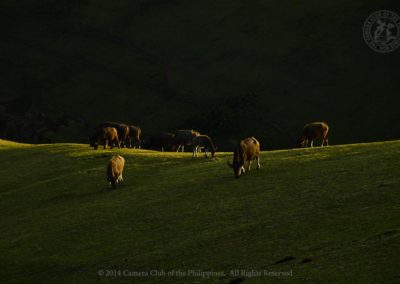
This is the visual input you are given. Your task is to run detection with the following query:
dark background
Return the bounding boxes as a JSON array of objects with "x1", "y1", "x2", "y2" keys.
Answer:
[{"x1": 0, "y1": 0, "x2": 399, "y2": 150}]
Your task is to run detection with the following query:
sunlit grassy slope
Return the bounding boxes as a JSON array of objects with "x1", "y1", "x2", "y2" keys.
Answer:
[{"x1": 0, "y1": 139, "x2": 400, "y2": 283}]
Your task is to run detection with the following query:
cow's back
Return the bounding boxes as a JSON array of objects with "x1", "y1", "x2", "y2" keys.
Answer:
[
  {"x1": 147, "y1": 132, "x2": 175, "y2": 148},
  {"x1": 304, "y1": 122, "x2": 329, "y2": 139},
  {"x1": 107, "y1": 155, "x2": 125, "y2": 185},
  {"x1": 100, "y1": 122, "x2": 128, "y2": 140},
  {"x1": 174, "y1": 130, "x2": 200, "y2": 144},
  {"x1": 103, "y1": 127, "x2": 118, "y2": 139},
  {"x1": 242, "y1": 137, "x2": 260, "y2": 159}
]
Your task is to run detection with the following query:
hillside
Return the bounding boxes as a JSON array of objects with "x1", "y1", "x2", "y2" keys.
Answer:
[
  {"x1": 1, "y1": 0, "x2": 399, "y2": 148},
  {"x1": 1, "y1": 140, "x2": 400, "y2": 283}
]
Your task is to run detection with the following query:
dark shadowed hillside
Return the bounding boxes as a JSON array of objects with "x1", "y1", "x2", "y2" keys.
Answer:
[{"x1": 0, "y1": 0, "x2": 399, "y2": 149}]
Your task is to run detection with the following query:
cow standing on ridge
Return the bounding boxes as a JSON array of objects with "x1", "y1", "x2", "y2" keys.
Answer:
[
  {"x1": 90, "y1": 127, "x2": 120, "y2": 150},
  {"x1": 227, "y1": 137, "x2": 261, "y2": 178},
  {"x1": 144, "y1": 132, "x2": 177, "y2": 151},
  {"x1": 99, "y1": 122, "x2": 129, "y2": 148},
  {"x1": 127, "y1": 125, "x2": 142, "y2": 148},
  {"x1": 174, "y1": 129, "x2": 200, "y2": 152},
  {"x1": 297, "y1": 122, "x2": 329, "y2": 148}
]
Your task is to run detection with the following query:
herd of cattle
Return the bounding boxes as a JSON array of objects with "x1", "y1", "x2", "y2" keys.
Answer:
[{"x1": 99, "y1": 121, "x2": 330, "y2": 187}]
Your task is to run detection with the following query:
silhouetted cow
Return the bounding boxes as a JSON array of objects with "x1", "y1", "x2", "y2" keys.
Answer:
[
  {"x1": 193, "y1": 135, "x2": 216, "y2": 158},
  {"x1": 227, "y1": 137, "x2": 260, "y2": 178},
  {"x1": 174, "y1": 129, "x2": 200, "y2": 152},
  {"x1": 144, "y1": 132, "x2": 177, "y2": 151},
  {"x1": 127, "y1": 125, "x2": 142, "y2": 148},
  {"x1": 107, "y1": 155, "x2": 125, "y2": 189},
  {"x1": 99, "y1": 122, "x2": 129, "y2": 148},
  {"x1": 90, "y1": 127, "x2": 120, "y2": 150},
  {"x1": 297, "y1": 122, "x2": 329, "y2": 148}
]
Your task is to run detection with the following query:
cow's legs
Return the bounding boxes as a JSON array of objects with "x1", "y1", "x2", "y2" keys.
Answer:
[
  {"x1": 204, "y1": 149, "x2": 208, "y2": 158},
  {"x1": 181, "y1": 145, "x2": 185, "y2": 152},
  {"x1": 117, "y1": 174, "x2": 123, "y2": 184},
  {"x1": 256, "y1": 156, "x2": 261, "y2": 169},
  {"x1": 176, "y1": 145, "x2": 181, "y2": 152},
  {"x1": 310, "y1": 140, "x2": 314, "y2": 147},
  {"x1": 192, "y1": 146, "x2": 197, "y2": 157},
  {"x1": 104, "y1": 139, "x2": 108, "y2": 149},
  {"x1": 247, "y1": 160, "x2": 253, "y2": 172}
]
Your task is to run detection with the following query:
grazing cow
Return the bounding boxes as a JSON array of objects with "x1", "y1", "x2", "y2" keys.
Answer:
[
  {"x1": 174, "y1": 129, "x2": 200, "y2": 152},
  {"x1": 107, "y1": 155, "x2": 125, "y2": 189},
  {"x1": 227, "y1": 137, "x2": 261, "y2": 178},
  {"x1": 90, "y1": 127, "x2": 120, "y2": 150},
  {"x1": 193, "y1": 135, "x2": 216, "y2": 158},
  {"x1": 127, "y1": 125, "x2": 142, "y2": 148},
  {"x1": 99, "y1": 122, "x2": 129, "y2": 148},
  {"x1": 144, "y1": 132, "x2": 177, "y2": 151},
  {"x1": 297, "y1": 122, "x2": 329, "y2": 148}
]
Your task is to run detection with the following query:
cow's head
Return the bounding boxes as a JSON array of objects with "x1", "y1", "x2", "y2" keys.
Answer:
[
  {"x1": 210, "y1": 145, "x2": 217, "y2": 157},
  {"x1": 211, "y1": 149, "x2": 215, "y2": 157},
  {"x1": 297, "y1": 136, "x2": 307, "y2": 148},
  {"x1": 89, "y1": 136, "x2": 99, "y2": 150},
  {"x1": 227, "y1": 148, "x2": 245, "y2": 178}
]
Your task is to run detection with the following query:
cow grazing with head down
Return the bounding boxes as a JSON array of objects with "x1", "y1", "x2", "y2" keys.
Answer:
[
  {"x1": 127, "y1": 125, "x2": 142, "y2": 148},
  {"x1": 90, "y1": 127, "x2": 120, "y2": 150},
  {"x1": 227, "y1": 137, "x2": 261, "y2": 178},
  {"x1": 297, "y1": 122, "x2": 329, "y2": 148},
  {"x1": 174, "y1": 129, "x2": 200, "y2": 152},
  {"x1": 193, "y1": 135, "x2": 216, "y2": 158},
  {"x1": 99, "y1": 122, "x2": 129, "y2": 148},
  {"x1": 107, "y1": 155, "x2": 125, "y2": 189}
]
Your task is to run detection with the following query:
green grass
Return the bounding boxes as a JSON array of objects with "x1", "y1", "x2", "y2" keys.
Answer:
[{"x1": 1, "y1": 139, "x2": 400, "y2": 283}]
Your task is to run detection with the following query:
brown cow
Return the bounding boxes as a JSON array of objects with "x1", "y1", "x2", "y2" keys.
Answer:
[
  {"x1": 227, "y1": 137, "x2": 261, "y2": 178},
  {"x1": 90, "y1": 127, "x2": 120, "y2": 150},
  {"x1": 107, "y1": 155, "x2": 125, "y2": 189},
  {"x1": 127, "y1": 125, "x2": 142, "y2": 148},
  {"x1": 99, "y1": 122, "x2": 129, "y2": 148},
  {"x1": 174, "y1": 129, "x2": 200, "y2": 152},
  {"x1": 297, "y1": 122, "x2": 329, "y2": 148},
  {"x1": 193, "y1": 135, "x2": 216, "y2": 158}
]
